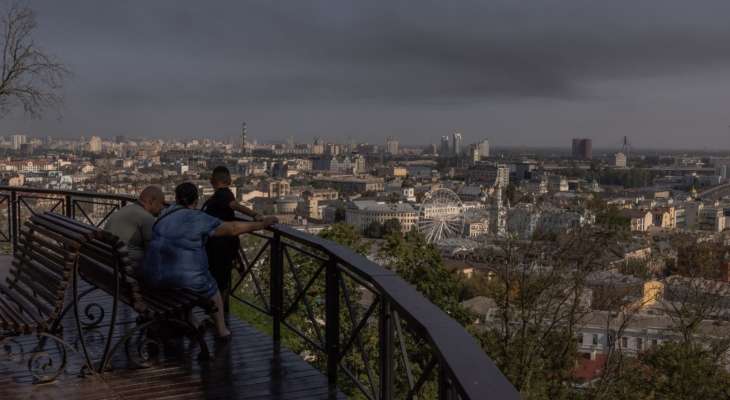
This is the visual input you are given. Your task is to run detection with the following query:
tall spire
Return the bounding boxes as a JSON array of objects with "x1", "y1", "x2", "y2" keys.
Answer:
[
  {"x1": 621, "y1": 135, "x2": 630, "y2": 159},
  {"x1": 241, "y1": 121, "x2": 247, "y2": 154}
]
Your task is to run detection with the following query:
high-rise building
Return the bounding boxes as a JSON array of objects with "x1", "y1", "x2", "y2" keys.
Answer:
[
  {"x1": 241, "y1": 122, "x2": 248, "y2": 154},
  {"x1": 571, "y1": 138, "x2": 592, "y2": 160},
  {"x1": 385, "y1": 137, "x2": 399, "y2": 155},
  {"x1": 326, "y1": 143, "x2": 341, "y2": 156},
  {"x1": 11, "y1": 134, "x2": 26, "y2": 150},
  {"x1": 19, "y1": 143, "x2": 34, "y2": 156},
  {"x1": 353, "y1": 153, "x2": 367, "y2": 174},
  {"x1": 452, "y1": 132, "x2": 463, "y2": 157},
  {"x1": 466, "y1": 163, "x2": 510, "y2": 187},
  {"x1": 478, "y1": 139, "x2": 490, "y2": 159},
  {"x1": 88, "y1": 136, "x2": 102, "y2": 153},
  {"x1": 614, "y1": 152, "x2": 627, "y2": 168},
  {"x1": 439, "y1": 136, "x2": 450, "y2": 157},
  {"x1": 470, "y1": 146, "x2": 480, "y2": 162},
  {"x1": 312, "y1": 137, "x2": 325, "y2": 155}
]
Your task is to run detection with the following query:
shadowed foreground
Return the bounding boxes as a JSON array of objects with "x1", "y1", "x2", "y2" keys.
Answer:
[{"x1": 0, "y1": 265, "x2": 342, "y2": 400}]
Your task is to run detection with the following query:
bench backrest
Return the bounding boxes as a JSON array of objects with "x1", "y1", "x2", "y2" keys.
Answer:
[
  {"x1": 43, "y1": 212, "x2": 216, "y2": 321},
  {"x1": 40, "y1": 213, "x2": 148, "y2": 315},
  {"x1": 7, "y1": 213, "x2": 92, "y2": 332}
]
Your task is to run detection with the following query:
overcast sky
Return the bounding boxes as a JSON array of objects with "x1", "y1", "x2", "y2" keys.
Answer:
[{"x1": 3, "y1": 0, "x2": 730, "y2": 149}]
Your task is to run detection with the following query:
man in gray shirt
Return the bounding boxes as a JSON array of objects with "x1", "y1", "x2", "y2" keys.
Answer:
[{"x1": 104, "y1": 186, "x2": 165, "y2": 273}]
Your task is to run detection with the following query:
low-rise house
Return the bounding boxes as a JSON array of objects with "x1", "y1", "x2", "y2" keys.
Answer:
[
  {"x1": 620, "y1": 209, "x2": 653, "y2": 232},
  {"x1": 699, "y1": 206, "x2": 726, "y2": 232},
  {"x1": 652, "y1": 206, "x2": 676, "y2": 229},
  {"x1": 345, "y1": 200, "x2": 418, "y2": 234}
]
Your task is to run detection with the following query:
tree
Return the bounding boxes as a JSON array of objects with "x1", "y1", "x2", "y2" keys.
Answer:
[
  {"x1": 671, "y1": 236, "x2": 727, "y2": 280},
  {"x1": 364, "y1": 220, "x2": 383, "y2": 238},
  {"x1": 379, "y1": 230, "x2": 470, "y2": 323},
  {"x1": 595, "y1": 206, "x2": 630, "y2": 231},
  {"x1": 319, "y1": 223, "x2": 371, "y2": 255},
  {"x1": 0, "y1": 2, "x2": 69, "y2": 118},
  {"x1": 585, "y1": 195, "x2": 607, "y2": 212},
  {"x1": 382, "y1": 218, "x2": 402, "y2": 236},
  {"x1": 471, "y1": 229, "x2": 618, "y2": 399},
  {"x1": 377, "y1": 229, "x2": 471, "y2": 397},
  {"x1": 600, "y1": 342, "x2": 730, "y2": 400}
]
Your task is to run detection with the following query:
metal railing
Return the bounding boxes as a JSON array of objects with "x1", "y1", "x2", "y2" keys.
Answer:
[{"x1": 0, "y1": 186, "x2": 519, "y2": 400}]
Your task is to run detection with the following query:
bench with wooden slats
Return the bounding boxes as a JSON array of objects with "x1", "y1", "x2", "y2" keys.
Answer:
[
  {"x1": 0, "y1": 213, "x2": 92, "y2": 336},
  {"x1": 41, "y1": 212, "x2": 216, "y2": 323}
]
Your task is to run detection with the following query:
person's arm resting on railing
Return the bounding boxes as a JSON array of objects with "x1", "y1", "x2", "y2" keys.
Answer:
[
  {"x1": 212, "y1": 216, "x2": 278, "y2": 237},
  {"x1": 229, "y1": 201, "x2": 262, "y2": 220}
]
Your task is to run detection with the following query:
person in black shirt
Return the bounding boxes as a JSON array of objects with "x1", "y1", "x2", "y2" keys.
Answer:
[{"x1": 203, "y1": 166, "x2": 273, "y2": 312}]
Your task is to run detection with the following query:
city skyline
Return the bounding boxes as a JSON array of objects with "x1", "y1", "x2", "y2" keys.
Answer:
[
  {"x1": 2, "y1": 1, "x2": 730, "y2": 149},
  {"x1": 2, "y1": 3, "x2": 730, "y2": 399}
]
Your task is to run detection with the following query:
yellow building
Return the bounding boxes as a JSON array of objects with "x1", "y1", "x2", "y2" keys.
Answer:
[
  {"x1": 651, "y1": 206, "x2": 676, "y2": 229},
  {"x1": 620, "y1": 209, "x2": 653, "y2": 232}
]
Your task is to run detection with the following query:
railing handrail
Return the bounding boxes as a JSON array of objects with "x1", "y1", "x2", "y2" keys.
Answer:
[
  {"x1": 0, "y1": 186, "x2": 137, "y2": 202},
  {"x1": 271, "y1": 223, "x2": 518, "y2": 399},
  {"x1": 0, "y1": 185, "x2": 519, "y2": 399}
]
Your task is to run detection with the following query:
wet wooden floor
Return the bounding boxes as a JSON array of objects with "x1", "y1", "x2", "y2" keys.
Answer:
[{"x1": 0, "y1": 288, "x2": 344, "y2": 400}]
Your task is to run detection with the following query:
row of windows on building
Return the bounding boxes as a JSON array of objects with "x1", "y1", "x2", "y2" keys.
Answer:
[{"x1": 578, "y1": 333, "x2": 659, "y2": 351}]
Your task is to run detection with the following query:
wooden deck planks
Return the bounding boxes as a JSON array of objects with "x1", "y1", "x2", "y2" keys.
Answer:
[{"x1": 0, "y1": 288, "x2": 345, "y2": 400}]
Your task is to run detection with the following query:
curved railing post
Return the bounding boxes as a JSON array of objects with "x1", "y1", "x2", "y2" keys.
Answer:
[
  {"x1": 9, "y1": 189, "x2": 17, "y2": 253},
  {"x1": 270, "y1": 231, "x2": 283, "y2": 355},
  {"x1": 64, "y1": 194, "x2": 73, "y2": 218},
  {"x1": 439, "y1": 365, "x2": 455, "y2": 400},
  {"x1": 379, "y1": 298, "x2": 394, "y2": 400},
  {"x1": 325, "y1": 256, "x2": 340, "y2": 398}
]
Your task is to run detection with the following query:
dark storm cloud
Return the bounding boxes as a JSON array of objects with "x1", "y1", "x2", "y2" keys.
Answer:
[
  {"x1": 5, "y1": 0, "x2": 730, "y2": 146},
  {"x1": 29, "y1": 0, "x2": 730, "y2": 106}
]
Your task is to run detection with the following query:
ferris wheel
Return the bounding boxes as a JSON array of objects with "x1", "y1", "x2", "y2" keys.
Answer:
[{"x1": 417, "y1": 188, "x2": 465, "y2": 243}]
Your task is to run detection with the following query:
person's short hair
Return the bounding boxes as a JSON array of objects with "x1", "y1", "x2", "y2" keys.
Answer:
[
  {"x1": 211, "y1": 166, "x2": 231, "y2": 185},
  {"x1": 175, "y1": 182, "x2": 198, "y2": 207},
  {"x1": 139, "y1": 185, "x2": 163, "y2": 203}
]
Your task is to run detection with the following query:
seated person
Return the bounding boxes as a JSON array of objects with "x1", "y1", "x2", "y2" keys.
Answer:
[
  {"x1": 104, "y1": 185, "x2": 165, "y2": 273},
  {"x1": 143, "y1": 182, "x2": 276, "y2": 339}
]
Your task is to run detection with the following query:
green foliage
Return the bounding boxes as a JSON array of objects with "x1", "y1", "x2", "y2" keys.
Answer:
[
  {"x1": 319, "y1": 223, "x2": 371, "y2": 255},
  {"x1": 380, "y1": 230, "x2": 471, "y2": 324},
  {"x1": 364, "y1": 220, "x2": 384, "y2": 238},
  {"x1": 585, "y1": 195, "x2": 607, "y2": 212},
  {"x1": 595, "y1": 206, "x2": 630, "y2": 231},
  {"x1": 478, "y1": 329, "x2": 578, "y2": 400},
  {"x1": 382, "y1": 218, "x2": 402, "y2": 236},
  {"x1": 232, "y1": 215, "x2": 730, "y2": 400},
  {"x1": 597, "y1": 342, "x2": 730, "y2": 400},
  {"x1": 671, "y1": 236, "x2": 727, "y2": 279},
  {"x1": 641, "y1": 341, "x2": 730, "y2": 399}
]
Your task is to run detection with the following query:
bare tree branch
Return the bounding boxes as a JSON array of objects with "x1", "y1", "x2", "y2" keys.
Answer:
[{"x1": 0, "y1": 1, "x2": 69, "y2": 119}]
